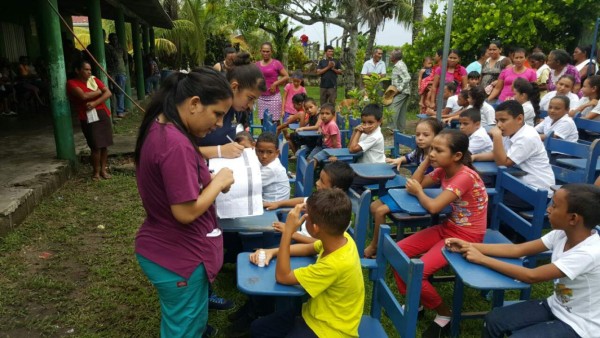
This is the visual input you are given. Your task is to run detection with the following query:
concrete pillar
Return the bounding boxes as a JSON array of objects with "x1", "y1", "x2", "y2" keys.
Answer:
[
  {"x1": 142, "y1": 25, "x2": 150, "y2": 56},
  {"x1": 132, "y1": 22, "x2": 145, "y2": 99},
  {"x1": 115, "y1": 8, "x2": 133, "y2": 109},
  {"x1": 87, "y1": 0, "x2": 111, "y2": 110},
  {"x1": 39, "y1": 0, "x2": 76, "y2": 163},
  {"x1": 149, "y1": 27, "x2": 155, "y2": 54}
]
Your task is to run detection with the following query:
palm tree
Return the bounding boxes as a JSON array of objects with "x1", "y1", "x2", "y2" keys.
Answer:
[{"x1": 359, "y1": 0, "x2": 413, "y2": 58}]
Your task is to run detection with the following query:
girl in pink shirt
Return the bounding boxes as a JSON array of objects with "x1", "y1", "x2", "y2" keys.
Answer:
[{"x1": 281, "y1": 72, "x2": 306, "y2": 122}]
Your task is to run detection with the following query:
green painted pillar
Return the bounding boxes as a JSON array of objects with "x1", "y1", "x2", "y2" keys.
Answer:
[
  {"x1": 142, "y1": 25, "x2": 150, "y2": 56},
  {"x1": 149, "y1": 27, "x2": 155, "y2": 54},
  {"x1": 132, "y1": 22, "x2": 145, "y2": 100},
  {"x1": 87, "y1": 0, "x2": 111, "y2": 110},
  {"x1": 39, "y1": 0, "x2": 76, "y2": 163},
  {"x1": 115, "y1": 8, "x2": 132, "y2": 109}
]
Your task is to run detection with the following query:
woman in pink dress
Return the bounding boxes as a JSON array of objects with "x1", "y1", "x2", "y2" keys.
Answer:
[
  {"x1": 256, "y1": 42, "x2": 289, "y2": 124},
  {"x1": 487, "y1": 47, "x2": 537, "y2": 103},
  {"x1": 426, "y1": 49, "x2": 468, "y2": 109}
]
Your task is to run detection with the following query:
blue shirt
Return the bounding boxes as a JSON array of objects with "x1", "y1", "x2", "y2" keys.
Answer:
[{"x1": 361, "y1": 59, "x2": 386, "y2": 75}]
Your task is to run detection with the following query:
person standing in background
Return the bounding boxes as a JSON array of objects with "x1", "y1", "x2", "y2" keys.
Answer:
[{"x1": 316, "y1": 45, "x2": 342, "y2": 105}]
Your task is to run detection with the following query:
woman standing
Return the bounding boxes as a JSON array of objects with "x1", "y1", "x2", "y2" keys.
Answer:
[
  {"x1": 134, "y1": 68, "x2": 235, "y2": 338},
  {"x1": 67, "y1": 60, "x2": 113, "y2": 181},
  {"x1": 480, "y1": 41, "x2": 511, "y2": 93},
  {"x1": 426, "y1": 49, "x2": 468, "y2": 109},
  {"x1": 487, "y1": 47, "x2": 537, "y2": 102},
  {"x1": 547, "y1": 49, "x2": 581, "y2": 94},
  {"x1": 573, "y1": 45, "x2": 597, "y2": 84},
  {"x1": 256, "y1": 42, "x2": 289, "y2": 124}
]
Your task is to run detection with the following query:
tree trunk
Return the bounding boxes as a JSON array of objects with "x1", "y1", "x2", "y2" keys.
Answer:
[
  {"x1": 163, "y1": 0, "x2": 179, "y2": 20},
  {"x1": 365, "y1": 24, "x2": 377, "y2": 60},
  {"x1": 342, "y1": 22, "x2": 359, "y2": 96},
  {"x1": 411, "y1": 0, "x2": 424, "y2": 44}
]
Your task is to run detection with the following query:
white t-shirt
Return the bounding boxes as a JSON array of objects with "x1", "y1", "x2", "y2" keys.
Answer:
[
  {"x1": 357, "y1": 126, "x2": 385, "y2": 164},
  {"x1": 445, "y1": 95, "x2": 463, "y2": 114},
  {"x1": 535, "y1": 114, "x2": 579, "y2": 142},
  {"x1": 261, "y1": 158, "x2": 290, "y2": 203},
  {"x1": 502, "y1": 124, "x2": 555, "y2": 196},
  {"x1": 522, "y1": 101, "x2": 535, "y2": 126},
  {"x1": 468, "y1": 127, "x2": 493, "y2": 154},
  {"x1": 540, "y1": 91, "x2": 580, "y2": 111},
  {"x1": 542, "y1": 230, "x2": 600, "y2": 338},
  {"x1": 480, "y1": 102, "x2": 496, "y2": 129},
  {"x1": 578, "y1": 97, "x2": 600, "y2": 121}
]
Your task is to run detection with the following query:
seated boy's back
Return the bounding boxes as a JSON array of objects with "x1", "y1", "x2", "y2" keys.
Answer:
[{"x1": 256, "y1": 132, "x2": 290, "y2": 202}]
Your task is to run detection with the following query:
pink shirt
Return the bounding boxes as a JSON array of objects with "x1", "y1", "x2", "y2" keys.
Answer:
[
  {"x1": 428, "y1": 166, "x2": 488, "y2": 234},
  {"x1": 256, "y1": 59, "x2": 284, "y2": 96},
  {"x1": 434, "y1": 65, "x2": 467, "y2": 93},
  {"x1": 135, "y1": 122, "x2": 223, "y2": 281},
  {"x1": 283, "y1": 83, "x2": 306, "y2": 114},
  {"x1": 498, "y1": 67, "x2": 537, "y2": 101},
  {"x1": 320, "y1": 119, "x2": 341, "y2": 149}
]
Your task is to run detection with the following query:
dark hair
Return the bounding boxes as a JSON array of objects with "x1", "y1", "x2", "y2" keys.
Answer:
[
  {"x1": 325, "y1": 45, "x2": 334, "y2": 51},
  {"x1": 558, "y1": 74, "x2": 576, "y2": 87},
  {"x1": 489, "y1": 40, "x2": 503, "y2": 49},
  {"x1": 73, "y1": 59, "x2": 91, "y2": 72},
  {"x1": 550, "y1": 95, "x2": 570, "y2": 110},
  {"x1": 134, "y1": 68, "x2": 233, "y2": 165},
  {"x1": 306, "y1": 188, "x2": 352, "y2": 235},
  {"x1": 322, "y1": 161, "x2": 354, "y2": 192},
  {"x1": 436, "y1": 129, "x2": 475, "y2": 170},
  {"x1": 459, "y1": 107, "x2": 481, "y2": 123},
  {"x1": 414, "y1": 118, "x2": 444, "y2": 159},
  {"x1": 478, "y1": 46, "x2": 488, "y2": 58},
  {"x1": 512, "y1": 78, "x2": 540, "y2": 119},
  {"x1": 448, "y1": 49, "x2": 461, "y2": 58},
  {"x1": 361, "y1": 103, "x2": 383, "y2": 121},
  {"x1": 444, "y1": 81, "x2": 458, "y2": 93},
  {"x1": 459, "y1": 90, "x2": 470, "y2": 101},
  {"x1": 292, "y1": 93, "x2": 307, "y2": 105},
  {"x1": 549, "y1": 49, "x2": 572, "y2": 66},
  {"x1": 468, "y1": 86, "x2": 486, "y2": 110},
  {"x1": 224, "y1": 47, "x2": 236, "y2": 55},
  {"x1": 585, "y1": 75, "x2": 600, "y2": 98},
  {"x1": 495, "y1": 100, "x2": 524, "y2": 118},
  {"x1": 436, "y1": 49, "x2": 444, "y2": 57},
  {"x1": 467, "y1": 71, "x2": 481, "y2": 79},
  {"x1": 561, "y1": 184, "x2": 600, "y2": 229},
  {"x1": 575, "y1": 45, "x2": 592, "y2": 58},
  {"x1": 226, "y1": 52, "x2": 267, "y2": 92},
  {"x1": 256, "y1": 131, "x2": 278, "y2": 148},
  {"x1": 304, "y1": 97, "x2": 317, "y2": 107},
  {"x1": 528, "y1": 52, "x2": 546, "y2": 62},
  {"x1": 234, "y1": 130, "x2": 254, "y2": 144},
  {"x1": 261, "y1": 42, "x2": 273, "y2": 50},
  {"x1": 320, "y1": 102, "x2": 335, "y2": 112},
  {"x1": 512, "y1": 47, "x2": 526, "y2": 55}
]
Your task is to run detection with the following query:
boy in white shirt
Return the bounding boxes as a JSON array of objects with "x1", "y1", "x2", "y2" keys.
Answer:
[
  {"x1": 446, "y1": 184, "x2": 600, "y2": 338},
  {"x1": 535, "y1": 96, "x2": 579, "y2": 142},
  {"x1": 255, "y1": 132, "x2": 290, "y2": 203},
  {"x1": 473, "y1": 100, "x2": 555, "y2": 210},
  {"x1": 348, "y1": 104, "x2": 386, "y2": 164},
  {"x1": 459, "y1": 108, "x2": 493, "y2": 154}
]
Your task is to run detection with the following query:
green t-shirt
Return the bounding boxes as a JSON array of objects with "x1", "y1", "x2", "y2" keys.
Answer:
[{"x1": 294, "y1": 233, "x2": 365, "y2": 337}]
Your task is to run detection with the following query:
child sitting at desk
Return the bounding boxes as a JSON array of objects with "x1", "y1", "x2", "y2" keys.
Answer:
[
  {"x1": 348, "y1": 103, "x2": 386, "y2": 164},
  {"x1": 234, "y1": 130, "x2": 255, "y2": 149},
  {"x1": 535, "y1": 95, "x2": 579, "y2": 142},
  {"x1": 446, "y1": 184, "x2": 600, "y2": 338},
  {"x1": 306, "y1": 102, "x2": 341, "y2": 162},
  {"x1": 265, "y1": 161, "x2": 355, "y2": 244},
  {"x1": 290, "y1": 97, "x2": 320, "y2": 157},
  {"x1": 256, "y1": 132, "x2": 290, "y2": 203},
  {"x1": 472, "y1": 100, "x2": 555, "y2": 210},
  {"x1": 276, "y1": 93, "x2": 306, "y2": 145},
  {"x1": 395, "y1": 130, "x2": 488, "y2": 337},
  {"x1": 540, "y1": 75, "x2": 580, "y2": 111},
  {"x1": 459, "y1": 108, "x2": 493, "y2": 155},
  {"x1": 250, "y1": 188, "x2": 365, "y2": 338}
]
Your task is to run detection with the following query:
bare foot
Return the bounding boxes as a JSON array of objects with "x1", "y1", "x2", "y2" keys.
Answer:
[
  {"x1": 92, "y1": 175, "x2": 100, "y2": 181},
  {"x1": 100, "y1": 172, "x2": 112, "y2": 179},
  {"x1": 364, "y1": 245, "x2": 377, "y2": 258}
]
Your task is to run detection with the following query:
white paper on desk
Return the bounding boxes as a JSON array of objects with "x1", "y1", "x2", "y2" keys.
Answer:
[{"x1": 209, "y1": 148, "x2": 263, "y2": 219}]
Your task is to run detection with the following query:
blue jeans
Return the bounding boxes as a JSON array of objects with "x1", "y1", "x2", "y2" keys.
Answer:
[
  {"x1": 114, "y1": 73, "x2": 126, "y2": 114},
  {"x1": 307, "y1": 146, "x2": 329, "y2": 162},
  {"x1": 146, "y1": 75, "x2": 161, "y2": 94},
  {"x1": 484, "y1": 299, "x2": 580, "y2": 338}
]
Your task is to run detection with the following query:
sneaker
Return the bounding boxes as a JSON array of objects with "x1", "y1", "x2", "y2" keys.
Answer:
[
  {"x1": 422, "y1": 321, "x2": 450, "y2": 338},
  {"x1": 208, "y1": 292, "x2": 234, "y2": 310},
  {"x1": 202, "y1": 324, "x2": 218, "y2": 338}
]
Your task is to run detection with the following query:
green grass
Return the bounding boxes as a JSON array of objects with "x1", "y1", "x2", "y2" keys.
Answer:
[{"x1": 0, "y1": 87, "x2": 553, "y2": 337}]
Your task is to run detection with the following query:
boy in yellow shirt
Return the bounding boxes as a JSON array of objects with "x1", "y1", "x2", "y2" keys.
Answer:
[{"x1": 249, "y1": 188, "x2": 365, "y2": 337}]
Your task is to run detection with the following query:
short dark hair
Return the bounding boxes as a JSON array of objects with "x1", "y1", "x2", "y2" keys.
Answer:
[
  {"x1": 322, "y1": 161, "x2": 354, "y2": 192},
  {"x1": 321, "y1": 102, "x2": 335, "y2": 112},
  {"x1": 495, "y1": 100, "x2": 524, "y2": 118},
  {"x1": 444, "y1": 81, "x2": 457, "y2": 93},
  {"x1": 325, "y1": 45, "x2": 334, "y2": 51},
  {"x1": 467, "y1": 71, "x2": 481, "y2": 79},
  {"x1": 551, "y1": 95, "x2": 570, "y2": 110},
  {"x1": 561, "y1": 184, "x2": 600, "y2": 229},
  {"x1": 549, "y1": 49, "x2": 572, "y2": 66},
  {"x1": 292, "y1": 93, "x2": 307, "y2": 105},
  {"x1": 361, "y1": 104, "x2": 383, "y2": 121},
  {"x1": 256, "y1": 131, "x2": 278, "y2": 148},
  {"x1": 306, "y1": 188, "x2": 352, "y2": 235},
  {"x1": 234, "y1": 131, "x2": 253, "y2": 144},
  {"x1": 460, "y1": 108, "x2": 481, "y2": 123},
  {"x1": 529, "y1": 52, "x2": 546, "y2": 62}
]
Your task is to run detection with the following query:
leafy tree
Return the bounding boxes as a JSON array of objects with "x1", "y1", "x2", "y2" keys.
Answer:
[{"x1": 358, "y1": 0, "x2": 412, "y2": 57}]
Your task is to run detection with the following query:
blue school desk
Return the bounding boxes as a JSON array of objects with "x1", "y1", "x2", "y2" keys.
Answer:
[
  {"x1": 323, "y1": 148, "x2": 363, "y2": 159},
  {"x1": 218, "y1": 210, "x2": 279, "y2": 232},
  {"x1": 350, "y1": 163, "x2": 397, "y2": 195},
  {"x1": 387, "y1": 188, "x2": 452, "y2": 215},
  {"x1": 473, "y1": 161, "x2": 499, "y2": 176},
  {"x1": 237, "y1": 252, "x2": 315, "y2": 297},
  {"x1": 297, "y1": 130, "x2": 320, "y2": 137},
  {"x1": 288, "y1": 123, "x2": 299, "y2": 130},
  {"x1": 442, "y1": 248, "x2": 529, "y2": 337},
  {"x1": 556, "y1": 158, "x2": 600, "y2": 172}
]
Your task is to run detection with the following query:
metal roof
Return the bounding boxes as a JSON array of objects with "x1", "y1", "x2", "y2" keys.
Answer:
[{"x1": 58, "y1": 0, "x2": 173, "y2": 28}]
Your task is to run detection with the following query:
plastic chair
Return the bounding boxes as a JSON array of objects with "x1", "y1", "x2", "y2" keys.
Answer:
[
  {"x1": 347, "y1": 188, "x2": 375, "y2": 269},
  {"x1": 250, "y1": 109, "x2": 268, "y2": 137},
  {"x1": 278, "y1": 139, "x2": 289, "y2": 172},
  {"x1": 292, "y1": 148, "x2": 315, "y2": 197},
  {"x1": 574, "y1": 117, "x2": 600, "y2": 144},
  {"x1": 545, "y1": 131, "x2": 600, "y2": 184},
  {"x1": 358, "y1": 225, "x2": 424, "y2": 338}
]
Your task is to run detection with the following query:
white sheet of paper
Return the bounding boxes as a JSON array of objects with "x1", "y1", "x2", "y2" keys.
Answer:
[
  {"x1": 209, "y1": 148, "x2": 263, "y2": 219},
  {"x1": 86, "y1": 108, "x2": 99, "y2": 123}
]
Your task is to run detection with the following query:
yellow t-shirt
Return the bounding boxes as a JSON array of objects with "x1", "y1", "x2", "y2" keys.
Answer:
[{"x1": 294, "y1": 233, "x2": 365, "y2": 337}]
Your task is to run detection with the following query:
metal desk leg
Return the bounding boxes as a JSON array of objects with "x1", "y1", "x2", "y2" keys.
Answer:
[{"x1": 451, "y1": 277, "x2": 465, "y2": 337}]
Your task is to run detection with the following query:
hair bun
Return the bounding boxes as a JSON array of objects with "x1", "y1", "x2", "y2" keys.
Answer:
[{"x1": 233, "y1": 52, "x2": 252, "y2": 66}]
